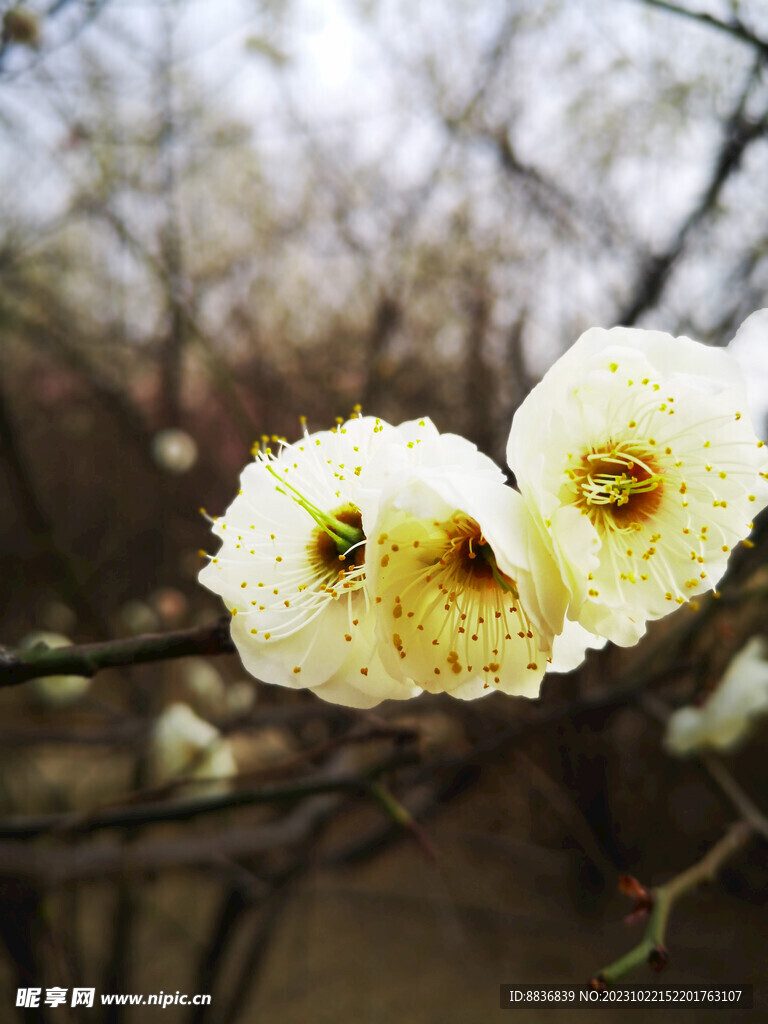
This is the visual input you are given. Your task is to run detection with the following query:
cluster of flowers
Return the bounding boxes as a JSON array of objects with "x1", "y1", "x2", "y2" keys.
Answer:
[{"x1": 200, "y1": 324, "x2": 768, "y2": 708}]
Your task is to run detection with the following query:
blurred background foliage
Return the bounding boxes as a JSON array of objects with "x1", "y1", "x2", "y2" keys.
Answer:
[{"x1": 1, "y1": 0, "x2": 768, "y2": 1021}]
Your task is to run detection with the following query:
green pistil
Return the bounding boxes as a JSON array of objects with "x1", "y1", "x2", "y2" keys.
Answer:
[
  {"x1": 478, "y1": 542, "x2": 519, "y2": 598},
  {"x1": 266, "y1": 465, "x2": 364, "y2": 554},
  {"x1": 583, "y1": 471, "x2": 663, "y2": 507}
]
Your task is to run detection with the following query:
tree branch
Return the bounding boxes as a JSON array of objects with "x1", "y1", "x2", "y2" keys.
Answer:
[
  {"x1": 0, "y1": 618, "x2": 235, "y2": 688},
  {"x1": 0, "y1": 384, "x2": 109, "y2": 637},
  {"x1": 0, "y1": 751, "x2": 420, "y2": 840},
  {"x1": 701, "y1": 755, "x2": 768, "y2": 842},
  {"x1": 637, "y1": 0, "x2": 768, "y2": 57},
  {"x1": 592, "y1": 821, "x2": 753, "y2": 987},
  {"x1": 618, "y1": 62, "x2": 768, "y2": 325}
]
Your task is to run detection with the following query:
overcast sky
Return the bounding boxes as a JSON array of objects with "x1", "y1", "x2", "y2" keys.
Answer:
[{"x1": 1, "y1": 0, "x2": 766, "y2": 428}]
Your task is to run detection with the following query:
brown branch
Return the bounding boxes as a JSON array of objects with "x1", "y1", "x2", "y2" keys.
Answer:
[
  {"x1": 361, "y1": 292, "x2": 402, "y2": 411},
  {"x1": 156, "y1": 10, "x2": 188, "y2": 431},
  {"x1": 504, "y1": 310, "x2": 531, "y2": 417},
  {"x1": 78, "y1": 199, "x2": 260, "y2": 446},
  {"x1": 487, "y1": 128, "x2": 584, "y2": 239},
  {"x1": 211, "y1": 882, "x2": 295, "y2": 1024},
  {"x1": 0, "y1": 801, "x2": 344, "y2": 886},
  {"x1": 0, "y1": 750, "x2": 420, "y2": 840},
  {"x1": 0, "y1": 383, "x2": 109, "y2": 637},
  {"x1": 0, "y1": 617, "x2": 235, "y2": 688},
  {"x1": 49, "y1": 722, "x2": 419, "y2": 825},
  {"x1": 1, "y1": 290, "x2": 160, "y2": 476},
  {"x1": 701, "y1": 755, "x2": 768, "y2": 841},
  {"x1": 185, "y1": 746, "x2": 366, "y2": 1024},
  {"x1": 619, "y1": 64, "x2": 768, "y2": 325},
  {"x1": 596, "y1": 683, "x2": 768, "y2": 986},
  {"x1": 637, "y1": 0, "x2": 768, "y2": 57},
  {"x1": 462, "y1": 275, "x2": 496, "y2": 456},
  {"x1": 639, "y1": 691, "x2": 768, "y2": 843},
  {"x1": 0, "y1": 757, "x2": 426, "y2": 886}
]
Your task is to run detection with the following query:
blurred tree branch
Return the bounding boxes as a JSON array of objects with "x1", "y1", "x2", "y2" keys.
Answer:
[
  {"x1": 0, "y1": 618, "x2": 235, "y2": 688},
  {"x1": 639, "y1": 691, "x2": 768, "y2": 842},
  {"x1": 1, "y1": 291, "x2": 160, "y2": 474},
  {"x1": 462, "y1": 270, "x2": 496, "y2": 455},
  {"x1": 0, "y1": 748, "x2": 420, "y2": 841},
  {"x1": 156, "y1": 9, "x2": 188, "y2": 431},
  {"x1": 77, "y1": 197, "x2": 260, "y2": 445},
  {"x1": 637, "y1": 0, "x2": 768, "y2": 57},
  {"x1": 0, "y1": 383, "x2": 109, "y2": 636},
  {"x1": 701, "y1": 754, "x2": 768, "y2": 841},
  {"x1": 619, "y1": 60, "x2": 768, "y2": 324}
]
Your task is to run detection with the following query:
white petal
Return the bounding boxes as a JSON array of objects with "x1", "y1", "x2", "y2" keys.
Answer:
[
  {"x1": 727, "y1": 308, "x2": 768, "y2": 436},
  {"x1": 229, "y1": 597, "x2": 353, "y2": 689},
  {"x1": 549, "y1": 620, "x2": 607, "y2": 674}
]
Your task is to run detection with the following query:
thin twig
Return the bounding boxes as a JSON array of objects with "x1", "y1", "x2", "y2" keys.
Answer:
[
  {"x1": 0, "y1": 752, "x2": 420, "y2": 840},
  {"x1": 638, "y1": 691, "x2": 768, "y2": 841},
  {"x1": 187, "y1": 748, "x2": 362, "y2": 1024},
  {"x1": 700, "y1": 755, "x2": 768, "y2": 842},
  {"x1": 367, "y1": 780, "x2": 439, "y2": 861},
  {"x1": 38, "y1": 722, "x2": 419, "y2": 827},
  {"x1": 601, "y1": 689, "x2": 768, "y2": 985},
  {"x1": 592, "y1": 821, "x2": 753, "y2": 986},
  {"x1": 618, "y1": 60, "x2": 768, "y2": 325},
  {"x1": 0, "y1": 385, "x2": 109, "y2": 637},
  {"x1": 636, "y1": 0, "x2": 768, "y2": 57}
]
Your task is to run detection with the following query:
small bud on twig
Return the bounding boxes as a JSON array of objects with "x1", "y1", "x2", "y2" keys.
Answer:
[
  {"x1": 618, "y1": 874, "x2": 653, "y2": 925},
  {"x1": 648, "y1": 945, "x2": 669, "y2": 973}
]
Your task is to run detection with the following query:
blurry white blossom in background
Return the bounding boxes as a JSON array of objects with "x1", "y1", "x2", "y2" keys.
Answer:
[
  {"x1": 151, "y1": 429, "x2": 199, "y2": 474},
  {"x1": 665, "y1": 637, "x2": 768, "y2": 755},
  {"x1": 184, "y1": 658, "x2": 227, "y2": 716},
  {"x1": 150, "y1": 703, "x2": 237, "y2": 792}
]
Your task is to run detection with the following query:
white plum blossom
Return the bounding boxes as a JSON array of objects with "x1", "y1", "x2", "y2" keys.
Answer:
[
  {"x1": 150, "y1": 703, "x2": 238, "y2": 791},
  {"x1": 507, "y1": 324, "x2": 768, "y2": 646},
  {"x1": 366, "y1": 464, "x2": 586, "y2": 700},
  {"x1": 199, "y1": 414, "x2": 423, "y2": 708},
  {"x1": 665, "y1": 637, "x2": 768, "y2": 755}
]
